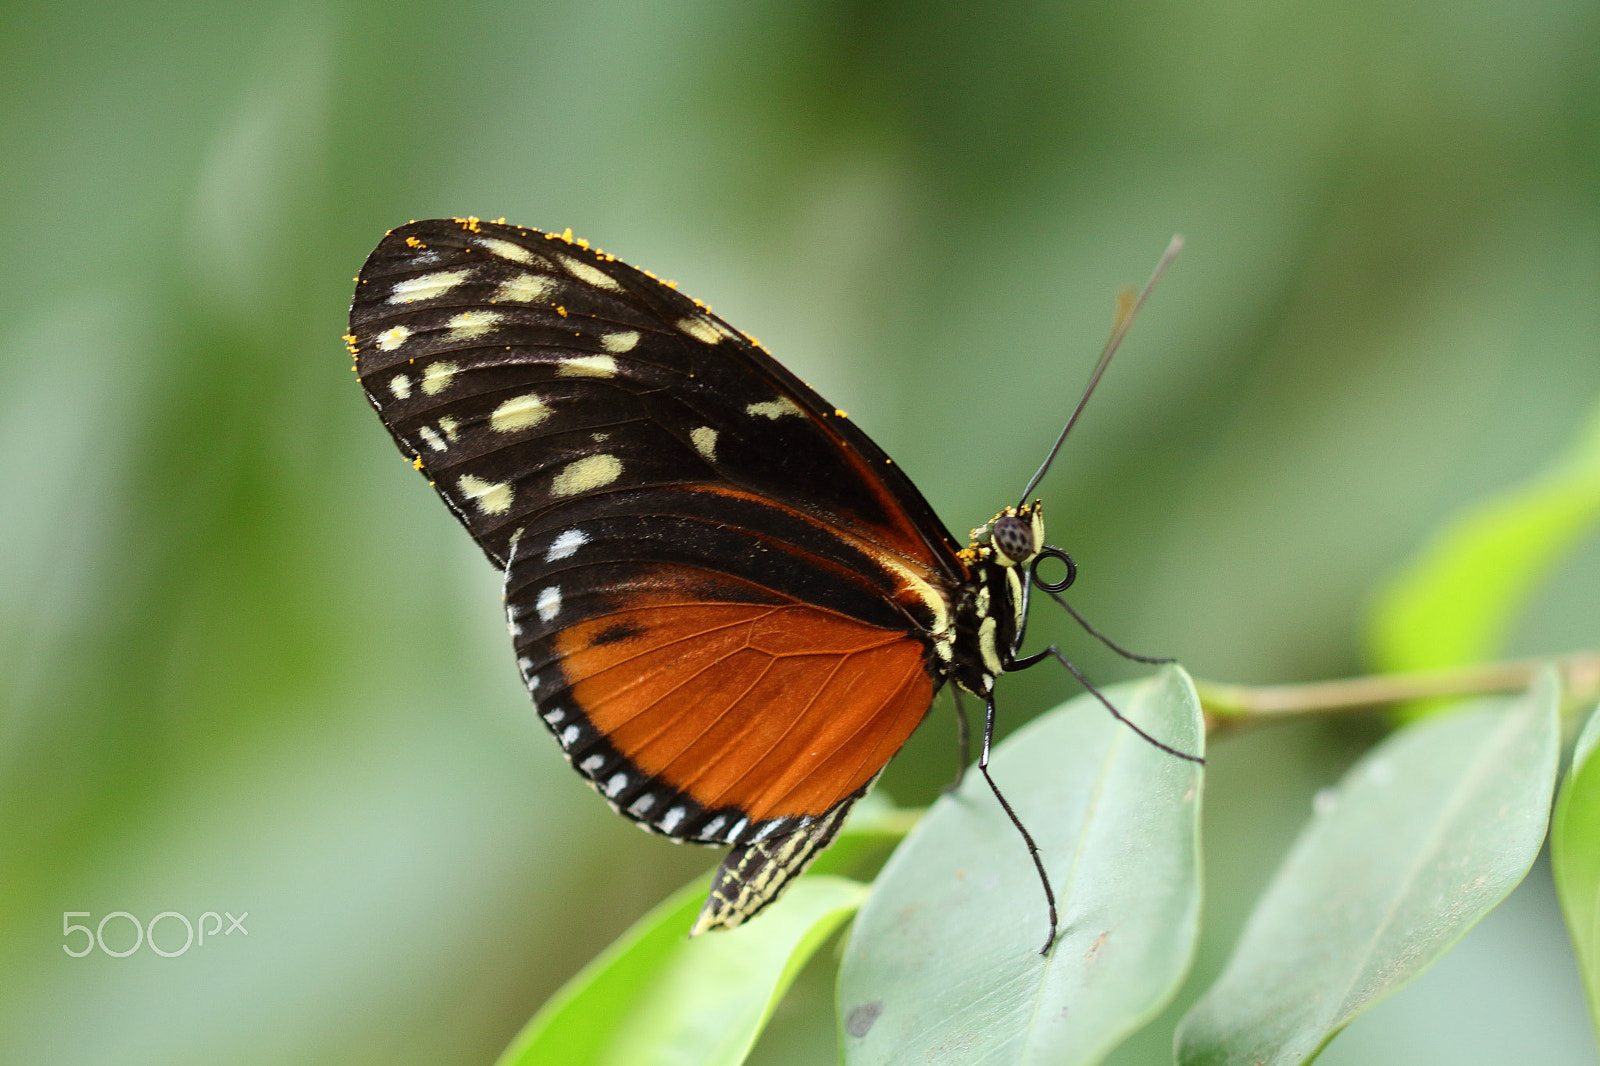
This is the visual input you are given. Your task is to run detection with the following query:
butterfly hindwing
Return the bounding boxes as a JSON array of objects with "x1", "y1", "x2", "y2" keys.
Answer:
[{"x1": 348, "y1": 219, "x2": 965, "y2": 848}]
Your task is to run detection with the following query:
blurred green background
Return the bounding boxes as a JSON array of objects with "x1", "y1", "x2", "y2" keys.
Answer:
[{"x1": 3, "y1": 1, "x2": 1599, "y2": 1063}]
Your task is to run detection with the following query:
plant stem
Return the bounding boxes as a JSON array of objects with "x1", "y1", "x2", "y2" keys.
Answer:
[{"x1": 1197, "y1": 651, "x2": 1600, "y2": 735}]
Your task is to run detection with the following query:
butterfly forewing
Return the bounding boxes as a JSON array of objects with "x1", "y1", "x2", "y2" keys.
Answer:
[{"x1": 347, "y1": 219, "x2": 965, "y2": 850}]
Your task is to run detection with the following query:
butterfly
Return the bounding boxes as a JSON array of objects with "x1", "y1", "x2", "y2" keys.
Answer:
[{"x1": 346, "y1": 217, "x2": 1189, "y2": 950}]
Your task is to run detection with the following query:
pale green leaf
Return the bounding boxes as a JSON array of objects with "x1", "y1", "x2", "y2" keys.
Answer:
[
  {"x1": 838, "y1": 666, "x2": 1205, "y2": 1066},
  {"x1": 1177, "y1": 670, "x2": 1560, "y2": 1066},
  {"x1": 1552, "y1": 700, "x2": 1600, "y2": 1050}
]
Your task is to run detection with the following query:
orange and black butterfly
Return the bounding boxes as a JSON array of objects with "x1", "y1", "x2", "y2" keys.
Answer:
[{"x1": 346, "y1": 217, "x2": 1190, "y2": 947}]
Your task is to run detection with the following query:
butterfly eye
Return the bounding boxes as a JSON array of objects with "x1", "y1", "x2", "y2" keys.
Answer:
[{"x1": 991, "y1": 514, "x2": 1039, "y2": 566}]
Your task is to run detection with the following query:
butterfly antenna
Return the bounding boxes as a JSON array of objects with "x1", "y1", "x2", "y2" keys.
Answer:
[{"x1": 1016, "y1": 235, "x2": 1184, "y2": 508}]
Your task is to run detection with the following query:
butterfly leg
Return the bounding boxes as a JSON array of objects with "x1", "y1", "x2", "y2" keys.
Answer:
[
  {"x1": 943, "y1": 689, "x2": 972, "y2": 793},
  {"x1": 978, "y1": 694, "x2": 1059, "y2": 956},
  {"x1": 1007, "y1": 646, "x2": 1203, "y2": 764}
]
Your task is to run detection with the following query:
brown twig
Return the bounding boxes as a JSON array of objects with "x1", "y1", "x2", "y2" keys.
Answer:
[{"x1": 1197, "y1": 651, "x2": 1600, "y2": 736}]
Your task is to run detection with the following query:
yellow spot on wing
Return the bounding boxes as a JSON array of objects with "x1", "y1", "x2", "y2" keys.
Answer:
[
  {"x1": 445, "y1": 310, "x2": 502, "y2": 340},
  {"x1": 550, "y1": 454, "x2": 622, "y2": 497},
  {"x1": 491, "y1": 393, "x2": 551, "y2": 432},
  {"x1": 745, "y1": 397, "x2": 802, "y2": 419},
  {"x1": 376, "y1": 326, "x2": 412, "y2": 351},
  {"x1": 458, "y1": 474, "x2": 513, "y2": 514},
  {"x1": 558, "y1": 254, "x2": 622, "y2": 292},
  {"x1": 690, "y1": 426, "x2": 718, "y2": 460},
  {"x1": 387, "y1": 269, "x2": 472, "y2": 304},
  {"x1": 677, "y1": 316, "x2": 722, "y2": 345},
  {"x1": 421, "y1": 360, "x2": 461, "y2": 395},
  {"x1": 497, "y1": 273, "x2": 556, "y2": 303},
  {"x1": 405, "y1": 236, "x2": 426, "y2": 248},
  {"x1": 557, "y1": 354, "x2": 617, "y2": 378},
  {"x1": 477, "y1": 237, "x2": 535, "y2": 263}
]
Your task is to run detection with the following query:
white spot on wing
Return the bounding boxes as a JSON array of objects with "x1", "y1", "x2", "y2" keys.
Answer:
[
  {"x1": 677, "y1": 316, "x2": 722, "y2": 345},
  {"x1": 558, "y1": 254, "x2": 623, "y2": 292},
  {"x1": 477, "y1": 237, "x2": 535, "y2": 263},
  {"x1": 557, "y1": 354, "x2": 618, "y2": 378},
  {"x1": 580, "y1": 754, "x2": 605, "y2": 773},
  {"x1": 629, "y1": 793, "x2": 656, "y2": 816},
  {"x1": 457, "y1": 474, "x2": 513, "y2": 515},
  {"x1": 376, "y1": 326, "x2": 412, "y2": 351},
  {"x1": 726, "y1": 817, "x2": 749, "y2": 842},
  {"x1": 389, "y1": 374, "x2": 412, "y2": 399},
  {"x1": 420, "y1": 360, "x2": 461, "y2": 395},
  {"x1": 490, "y1": 392, "x2": 551, "y2": 432},
  {"x1": 550, "y1": 454, "x2": 622, "y2": 497},
  {"x1": 603, "y1": 772, "x2": 629, "y2": 797},
  {"x1": 690, "y1": 426, "x2": 718, "y2": 461},
  {"x1": 561, "y1": 724, "x2": 580, "y2": 747},
  {"x1": 546, "y1": 529, "x2": 588, "y2": 561},
  {"x1": 542, "y1": 708, "x2": 566, "y2": 725},
  {"x1": 445, "y1": 309, "x2": 502, "y2": 340},
  {"x1": 536, "y1": 586, "x2": 562, "y2": 622},
  {"x1": 419, "y1": 426, "x2": 446, "y2": 451},
  {"x1": 703, "y1": 815, "x2": 726, "y2": 838},
  {"x1": 438, "y1": 416, "x2": 459, "y2": 441},
  {"x1": 601, "y1": 330, "x2": 640, "y2": 353},
  {"x1": 495, "y1": 272, "x2": 556, "y2": 303},
  {"x1": 388, "y1": 268, "x2": 472, "y2": 303},
  {"x1": 659, "y1": 807, "x2": 687, "y2": 833},
  {"x1": 745, "y1": 397, "x2": 802, "y2": 419}
]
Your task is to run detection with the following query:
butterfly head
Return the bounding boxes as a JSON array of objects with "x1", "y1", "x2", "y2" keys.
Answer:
[{"x1": 967, "y1": 502, "x2": 1046, "y2": 568}]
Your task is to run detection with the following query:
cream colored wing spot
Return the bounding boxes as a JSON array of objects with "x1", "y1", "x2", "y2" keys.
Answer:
[
  {"x1": 457, "y1": 474, "x2": 513, "y2": 515},
  {"x1": 558, "y1": 254, "x2": 623, "y2": 292},
  {"x1": 676, "y1": 315, "x2": 723, "y2": 345},
  {"x1": 476, "y1": 237, "x2": 536, "y2": 264},
  {"x1": 495, "y1": 272, "x2": 557, "y2": 304},
  {"x1": 601, "y1": 330, "x2": 640, "y2": 353},
  {"x1": 445, "y1": 309, "x2": 503, "y2": 340},
  {"x1": 420, "y1": 360, "x2": 461, "y2": 395},
  {"x1": 387, "y1": 268, "x2": 472, "y2": 304},
  {"x1": 690, "y1": 426, "x2": 718, "y2": 461},
  {"x1": 536, "y1": 585, "x2": 562, "y2": 622},
  {"x1": 419, "y1": 425, "x2": 447, "y2": 451},
  {"x1": 376, "y1": 325, "x2": 412, "y2": 351},
  {"x1": 550, "y1": 454, "x2": 622, "y2": 497},
  {"x1": 437, "y1": 416, "x2": 460, "y2": 442},
  {"x1": 491, "y1": 392, "x2": 552, "y2": 433},
  {"x1": 745, "y1": 397, "x2": 802, "y2": 420},
  {"x1": 557, "y1": 354, "x2": 618, "y2": 378},
  {"x1": 388, "y1": 374, "x2": 413, "y2": 399}
]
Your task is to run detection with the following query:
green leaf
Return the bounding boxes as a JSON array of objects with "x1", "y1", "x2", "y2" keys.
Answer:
[
  {"x1": 1369, "y1": 401, "x2": 1600, "y2": 677},
  {"x1": 496, "y1": 873, "x2": 869, "y2": 1066},
  {"x1": 1177, "y1": 669, "x2": 1561, "y2": 1066},
  {"x1": 838, "y1": 666, "x2": 1205, "y2": 1066},
  {"x1": 1552, "y1": 700, "x2": 1600, "y2": 1049}
]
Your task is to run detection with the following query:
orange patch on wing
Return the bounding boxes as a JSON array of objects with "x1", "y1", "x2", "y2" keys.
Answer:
[{"x1": 556, "y1": 601, "x2": 935, "y2": 822}]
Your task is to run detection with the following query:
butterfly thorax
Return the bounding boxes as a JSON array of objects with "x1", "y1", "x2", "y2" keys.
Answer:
[{"x1": 945, "y1": 503, "x2": 1046, "y2": 698}]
